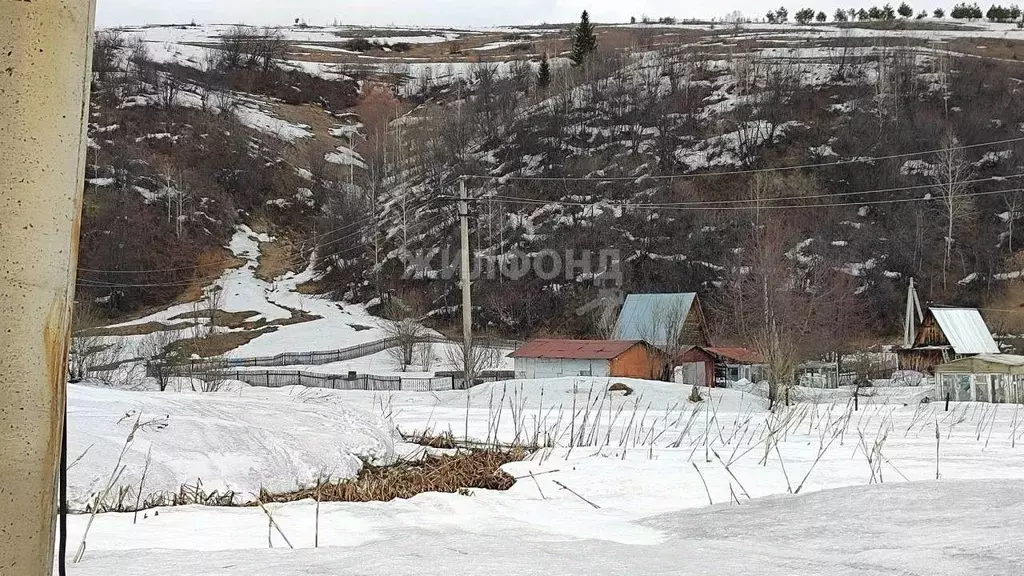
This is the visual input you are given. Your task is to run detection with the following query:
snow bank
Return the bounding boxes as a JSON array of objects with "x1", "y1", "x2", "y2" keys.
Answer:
[
  {"x1": 68, "y1": 384, "x2": 393, "y2": 511},
  {"x1": 66, "y1": 479, "x2": 1024, "y2": 575}
]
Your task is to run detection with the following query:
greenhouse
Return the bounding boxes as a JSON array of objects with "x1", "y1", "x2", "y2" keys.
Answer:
[{"x1": 934, "y1": 354, "x2": 1024, "y2": 404}]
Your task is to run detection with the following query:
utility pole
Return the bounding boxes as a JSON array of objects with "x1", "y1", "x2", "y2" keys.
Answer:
[
  {"x1": 459, "y1": 177, "x2": 473, "y2": 389},
  {"x1": 903, "y1": 277, "x2": 923, "y2": 347},
  {"x1": 1, "y1": 1, "x2": 96, "y2": 574}
]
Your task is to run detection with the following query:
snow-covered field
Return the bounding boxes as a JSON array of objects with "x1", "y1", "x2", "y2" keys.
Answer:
[
  {"x1": 68, "y1": 383, "x2": 393, "y2": 511},
  {"x1": 66, "y1": 480, "x2": 1024, "y2": 575},
  {"x1": 64, "y1": 377, "x2": 1024, "y2": 574}
]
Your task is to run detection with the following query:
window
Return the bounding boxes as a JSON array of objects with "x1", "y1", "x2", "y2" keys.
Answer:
[
  {"x1": 956, "y1": 375, "x2": 972, "y2": 401},
  {"x1": 941, "y1": 374, "x2": 956, "y2": 400},
  {"x1": 993, "y1": 375, "x2": 1007, "y2": 404},
  {"x1": 974, "y1": 375, "x2": 990, "y2": 403}
]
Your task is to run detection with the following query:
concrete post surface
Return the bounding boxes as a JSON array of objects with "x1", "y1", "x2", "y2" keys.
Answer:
[{"x1": 0, "y1": 1, "x2": 96, "y2": 574}]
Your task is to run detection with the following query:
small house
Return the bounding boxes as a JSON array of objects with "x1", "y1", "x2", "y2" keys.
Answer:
[
  {"x1": 707, "y1": 347, "x2": 766, "y2": 385},
  {"x1": 511, "y1": 339, "x2": 665, "y2": 380},
  {"x1": 613, "y1": 293, "x2": 711, "y2": 349},
  {"x1": 897, "y1": 307, "x2": 999, "y2": 373},
  {"x1": 676, "y1": 346, "x2": 765, "y2": 387},
  {"x1": 934, "y1": 354, "x2": 1024, "y2": 403},
  {"x1": 677, "y1": 346, "x2": 716, "y2": 387}
]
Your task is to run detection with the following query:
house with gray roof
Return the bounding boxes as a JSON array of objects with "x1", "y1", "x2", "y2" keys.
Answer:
[
  {"x1": 613, "y1": 293, "x2": 711, "y2": 350},
  {"x1": 897, "y1": 307, "x2": 999, "y2": 373}
]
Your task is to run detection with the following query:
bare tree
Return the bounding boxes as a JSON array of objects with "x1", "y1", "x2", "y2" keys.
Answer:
[
  {"x1": 197, "y1": 49, "x2": 222, "y2": 111},
  {"x1": 206, "y1": 284, "x2": 224, "y2": 335},
  {"x1": 154, "y1": 71, "x2": 181, "y2": 109},
  {"x1": 220, "y1": 26, "x2": 286, "y2": 74},
  {"x1": 932, "y1": 134, "x2": 975, "y2": 291},
  {"x1": 415, "y1": 341, "x2": 436, "y2": 372},
  {"x1": 444, "y1": 339, "x2": 500, "y2": 388},
  {"x1": 636, "y1": 299, "x2": 695, "y2": 381},
  {"x1": 1003, "y1": 190, "x2": 1024, "y2": 253},
  {"x1": 728, "y1": 175, "x2": 862, "y2": 409},
  {"x1": 382, "y1": 318, "x2": 427, "y2": 372}
]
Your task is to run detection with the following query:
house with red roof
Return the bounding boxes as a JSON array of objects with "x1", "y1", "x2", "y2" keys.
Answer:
[{"x1": 510, "y1": 339, "x2": 666, "y2": 380}]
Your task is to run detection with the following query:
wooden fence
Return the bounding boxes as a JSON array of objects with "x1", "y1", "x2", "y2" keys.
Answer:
[
  {"x1": 150, "y1": 362, "x2": 518, "y2": 392},
  {"x1": 223, "y1": 370, "x2": 456, "y2": 392},
  {"x1": 217, "y1": 336, "x2": 521, "y2": 368}
]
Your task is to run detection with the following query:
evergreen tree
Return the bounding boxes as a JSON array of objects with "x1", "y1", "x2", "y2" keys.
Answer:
[
  {"x1": 795, "y1": 7, "x2": 816, "y2": 23},
  {"x1": 934, "y1": 7, "x2": 945, "y2": 16},
  {"x1": 537, "y1": 53, "x2": 551, "y2": 89},
  {"x1": 835, "y1": 8, "x2": 850, "y2": 20},
  {"x1": 816, "y1": 10, "x2": 828, "y2": 21},
  {"x1": 570, "y1": 10, "x2": 598, "y2": 66},
  {"x1": 898, "y1": 2, "x2": 914, "y2": 17}
]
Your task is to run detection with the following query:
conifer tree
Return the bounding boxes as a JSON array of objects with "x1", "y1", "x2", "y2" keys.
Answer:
[
  {"x1": 570, "y1": 10, "x2": 598, "y2": 66},
  {"x1": 537, "y1": 53, "x2": 552, "y2": 89}
]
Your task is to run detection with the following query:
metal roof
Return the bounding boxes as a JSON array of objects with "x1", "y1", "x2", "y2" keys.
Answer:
[
  {"x1": 969, "y1": 354, "x2": 1024, "y2": 366},
  {"x1": 613, "y1": 293, "x2": 696, "y2": 345},
  {"x1": 935, "y1": 354, "x2": 1024, "y2": 374},
  {"x1": 510, "y1": 339, "x2": 644, "y2": 360},
  {"x1": 930, "y1": 308, "x2": 999, "y2": 355},
  {"x1": 706, "y1": 347, "x2": 765, "y2": 364}
]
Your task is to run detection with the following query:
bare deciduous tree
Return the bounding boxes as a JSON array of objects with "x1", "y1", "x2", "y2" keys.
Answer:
[
  {"x1": 932, "y1": 134, "x2": 975, "y2": 291},
  {"x1": 444, "y1": 339, "x2": 500, "y2": 388},
  {"x1": 415, "y1": 341, "x2": 436, "y2": 372},
  {"x1": 636, "y1": 299, "x2": 695, "y2": 381},
  {"x1": 728, "y1": 175, "x2": 862, "y2": 409},
  {"x1": 382, "y1": 317, "x2": 427, "y2": 372}
]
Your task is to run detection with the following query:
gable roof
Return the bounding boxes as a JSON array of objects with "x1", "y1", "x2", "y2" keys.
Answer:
[
  {"x1": 929, "y1": 308, "x2": 999, "y2": 355},
  {"x1": 613, "y1": 293, "x2": 698, "y2": 345},
  {"x1": 706, "y1": 347, "x2": 765, "y2": 364},
  {"x1": 510, "y1": 339, "x2": 645, "y2": 360}
]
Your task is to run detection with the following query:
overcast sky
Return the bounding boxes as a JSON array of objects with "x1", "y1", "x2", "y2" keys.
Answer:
[{"x1": 96, "y1": 0, "x2": 881, "y2": 27}]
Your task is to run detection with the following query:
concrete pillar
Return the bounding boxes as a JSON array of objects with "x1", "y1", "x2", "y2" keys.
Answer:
[{"x1": 0, "y1": 1, "x2": 96, "y2": 574}]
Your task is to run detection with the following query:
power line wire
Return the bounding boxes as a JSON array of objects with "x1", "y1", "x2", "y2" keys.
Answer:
[
  {"x1": 76, "y1": 197, "x2": 449, "y2": 275},
  {"x1": 480, "y1": 184, "x2": 1024, "y2": 211},
  {"x1": 482, "y1": 173, "x2": 1024, "y2": 208},
  {"x1": 77, "y1": 211, "x2": 454, "y2": 288},
  {"x1": 461, "y1": 135, "x2": 1024, "y2": 182}
]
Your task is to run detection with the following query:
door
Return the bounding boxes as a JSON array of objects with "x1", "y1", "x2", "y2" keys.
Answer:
[{"x1": 678, "y1": 362, "x2": 701, "y2": 386}]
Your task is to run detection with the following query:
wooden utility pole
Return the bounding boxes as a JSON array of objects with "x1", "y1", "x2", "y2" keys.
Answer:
[
  {"x1": 903, "y1": 278, "x2": 924, "y2": 347},
  {"x1": 1, "y1": 1, "x2": 97, "y2": 574},
  {"x1": 459, "y1": 177, "x2": 473, "y2": 389}
]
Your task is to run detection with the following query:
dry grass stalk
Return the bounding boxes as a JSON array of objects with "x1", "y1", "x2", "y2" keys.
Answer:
[
  {"x1": 692, "y1": 462, "x2": 713, "y2": 506},
  {"x1": 552, "y1": 480, "x2": 600, "y2": 509},
  {"x1": 262, "y1": 448, "x2": 528, "y2": 504}
]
